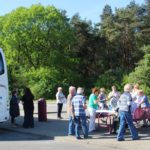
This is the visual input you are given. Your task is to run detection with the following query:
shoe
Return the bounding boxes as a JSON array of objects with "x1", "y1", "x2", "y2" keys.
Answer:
[
  {"x1": 14, "y1": 123, "x2": 19, "y2": 126},
  {"x1": 11, "y1": 124, "x2": 17, "y2": 128},
  {"x1": 23, "y1": 126, "x2": 29, "y2": 128},
  {"x1": 133, "y1": 137, "x2": 140, "y2": 140},
  {"x1": 68, "y1": 134, "x2": 75, "y2": 136},
  {"x1": 112, "y1": 131, "x2": 117, "y2": 134},
  {"x1": 89, "y1": 129, "x2": 96, "y2": 133},
  {"x1": 142, "y1": 124, "x2": 147, "y2": 128},
  {"x1": 117, "y1": 138, "x2": 125, "y2": 141},
  {"x1": 57, "y1": 117, "x2": 63, "y2": 119},
  {"x1": 84, "y1": 136, "x2": 88, "y2": 139},
  {"x1": 76, "y1": 137, "x2": 82, "y2": 140}
]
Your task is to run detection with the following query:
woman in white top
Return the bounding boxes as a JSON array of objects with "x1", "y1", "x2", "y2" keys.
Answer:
[
  {"x1": 131, "y1": 84, "x2": 140, "y2": 113},
  {"x1": 56, "y1": 87, "x2": 66, "y2": 119}
]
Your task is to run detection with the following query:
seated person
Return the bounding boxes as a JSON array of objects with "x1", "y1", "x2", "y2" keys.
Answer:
[
  {"x1": 137, "y1": 90, "x2": 150, "y2": 127},
  {"x1": 137, "y1": 90, "x2": 150, "y2": 108}
]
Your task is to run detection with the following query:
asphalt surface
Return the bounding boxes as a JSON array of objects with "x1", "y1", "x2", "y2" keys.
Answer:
[{"x1": 0, "y1": 102, "x2": 150, "y2": 150}]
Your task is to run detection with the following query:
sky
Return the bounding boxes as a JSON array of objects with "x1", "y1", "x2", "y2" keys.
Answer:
[{"x1": 0, "y1": 0, "x2": 146, "y2": 24}]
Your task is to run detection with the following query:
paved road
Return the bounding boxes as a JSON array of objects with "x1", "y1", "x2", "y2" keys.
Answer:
[
  {"x1": 0, "y1": 128, "x2": 51, "y2": 141},
  {"x1": 0, "y1": 103, "x2": 150, "y2": 150}
]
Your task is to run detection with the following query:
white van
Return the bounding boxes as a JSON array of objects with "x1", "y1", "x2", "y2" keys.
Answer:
[{"x1": 0, "y1": 48, "x2": 9, "y2": 122}]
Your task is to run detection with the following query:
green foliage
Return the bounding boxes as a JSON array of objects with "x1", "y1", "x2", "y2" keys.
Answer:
[
  {"x1": 0, "y1": 1, "x2": 149, "y2": 99},
  {"x1": 95, "y1": 69, "x2": 126, "y2": 92},
  {"x1": 0, "y1": 4, "x2": 77, "y2": 99},
  {"x1": 124, "y1": 51, "x2": 150, "y2": 97},
  {"x1": 24, "y1": 67, "x2": 59, "y2": 99}
]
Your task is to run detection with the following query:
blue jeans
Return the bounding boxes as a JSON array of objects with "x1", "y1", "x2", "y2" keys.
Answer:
[
  {"x1": 74, "y1": 116, "x2": 88, "y2": 139},
  {"x1": 117, "y1": 111, "x2": 138, "y2": 140},
  {"x1": 68, "y1": 116, "x2": 75, "y2": 135}
]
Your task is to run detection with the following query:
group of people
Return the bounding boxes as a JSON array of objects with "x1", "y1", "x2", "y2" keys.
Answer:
[
  {"x1": 56, "y1": 83, "x2": 149, "y2": 140},
  {"x1": 9, "y1": 87, "x2": 34, "y2": 128}
]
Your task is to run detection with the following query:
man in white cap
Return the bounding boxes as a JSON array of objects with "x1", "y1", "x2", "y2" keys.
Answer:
[
  {"x1": 71, "y1": 87, "x2": 88, "y2": 139},
  {"x1": 117, "y1": 84, "x2": 139, "y2": 141}
]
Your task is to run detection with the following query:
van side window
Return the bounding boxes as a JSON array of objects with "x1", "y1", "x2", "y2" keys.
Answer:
[{"x1": 0, "y1": 53, "x2": 4, "y2": 75}]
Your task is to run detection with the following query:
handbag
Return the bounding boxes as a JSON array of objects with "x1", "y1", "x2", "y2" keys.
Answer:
[{"x1": 133, "y1": 108, "x2": 145, "y2": 120}]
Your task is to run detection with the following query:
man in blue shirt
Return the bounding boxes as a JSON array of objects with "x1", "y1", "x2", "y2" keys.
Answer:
[
  {"x1": 71, "y1": 87, "x2": 88, "y2": 139},
  {"x1": 117, "y1": 84, "x2": 139, "y2": 141}
]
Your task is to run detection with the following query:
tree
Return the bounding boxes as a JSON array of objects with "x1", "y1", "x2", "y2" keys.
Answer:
[
  {"x1": 0, "y1": 4, "x2": 76, "y2": 98},
  {"x1": 125, "y1": 48, "x2": 150, "y2": 96},
  {"x1": 70, "y1": 14, "x2": 106, "y2": 88}
]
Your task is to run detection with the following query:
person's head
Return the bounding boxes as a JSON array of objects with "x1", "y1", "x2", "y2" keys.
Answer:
[
  {"x1": 24, "y1": 87, "x2": 32, "y2": 95},
  {"x1": 77, "y1": 87, "x2": 84, "y2": 95},
  {"x1": 58, "y1": 87, "x2": 63, "y2": 92},
  {"x1": 92, "y1": 87, "x2": 99, "y2": 95},
  {"x1": 134, "y1": 83, "x2": 139, "y2": 91},
  {"x1": 100, "y1": 88, "x2": 105, "y2": 93},
  {"x1": 69, "y1": 86, "x2": 76, "y2": 96},
  {"x1": 12, "y1": 90, "x2": 17, "y2": 96},
  {"x1": 137, "y1": 90, "x2": 144, "y2": 96},
  {"x1": 124, "y1": 84, "x2": 132, "y2": 92},
  {"x1": 112, "y1": 85, "x2": 116, "y2": 92}
]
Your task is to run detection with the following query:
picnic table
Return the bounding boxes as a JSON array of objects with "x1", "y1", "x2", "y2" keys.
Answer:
[{"x1": 96, "y1": 109, "x2": 117, "y2": 134}]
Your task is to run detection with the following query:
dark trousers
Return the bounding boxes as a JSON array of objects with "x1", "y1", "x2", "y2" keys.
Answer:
[
  {"x1": 23, "y1": 109, "x2": 34, "y2": 128},
  {"x1": 11, "y1": 116, "x2": 15, "y2": 124},
  {"x1": 57, "y1": 103, "x2": 63, "y2": 118}
]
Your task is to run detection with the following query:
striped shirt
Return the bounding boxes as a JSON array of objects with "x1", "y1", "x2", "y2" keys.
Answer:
[
  {"x1": 118, "y1": 92, "x2": 132, "y2": 112},
  {"x1": 72, "y1": 94, "x2": 86, "y2": 116}
]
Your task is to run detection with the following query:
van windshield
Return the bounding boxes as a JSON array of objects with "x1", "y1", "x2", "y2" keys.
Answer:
[{"x1": 0, "y1": 53, "x2": 4, "y2": 75}]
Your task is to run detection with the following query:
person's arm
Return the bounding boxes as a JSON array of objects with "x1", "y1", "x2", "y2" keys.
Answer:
[
  {"x1": 108, "y1": 92, "x2": 113, "y2": 99},
  {"x1": 71, "y1": 100, "x2": 75, "y2": 118},
  {"x1": 138, "y1": 97, "x2": 145, "y2": 107},
  {"x1": 82, "y1": 96, "x2": 87, "y2": 109},
  {"x1": 127, "y1": 95, "x2": 132, "y2": 106},
  {"x1": 94, "y1": 99, "x2": 99, "y2": 104}
]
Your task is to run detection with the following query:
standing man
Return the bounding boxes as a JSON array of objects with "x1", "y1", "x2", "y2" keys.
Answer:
[
  {"x1": 117, "y1": 84, "x2": 139, "y2": 141},
  {"x1": 71, "y1": 87, "x2": 88, "y2": 139},
  {"x1": 67, "y1": 86, "x2": 76, "y2": 135}
]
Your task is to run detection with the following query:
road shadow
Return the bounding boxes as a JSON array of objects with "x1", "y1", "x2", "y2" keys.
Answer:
[
  {"x1": 0, "y1": 111, "x2": 150, "y2": 142},
  {"x1": 88, "y1": 124, "x2": 150, "y2": 140},
  {"x1": 0, "y1": 127, "x2": 53, "y2": 141}
]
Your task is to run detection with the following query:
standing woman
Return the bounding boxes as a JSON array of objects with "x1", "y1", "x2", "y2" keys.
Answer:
[
  {"x1": 9, "y1": 90, "x2": 20, "y2": 127},
  {"x1": 88, "y1": 88, "x2": 99, "y2": 132},
  {"x1": 98, "y1": 88, "x2": 107, "y2": 109},
  {"x1": 22, "y1": 87, "x2": 34, "y2": 128},
  {"x1": 56, "y1": 87, "x2": 66, "y2": 119}
]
